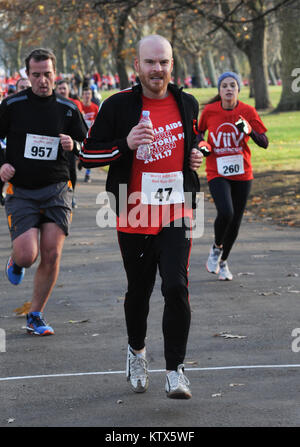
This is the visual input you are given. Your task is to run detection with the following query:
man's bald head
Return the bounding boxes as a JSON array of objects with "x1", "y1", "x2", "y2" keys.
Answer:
[{"x1": 136, "y1": 35, "x2": 173, "y2": 60}]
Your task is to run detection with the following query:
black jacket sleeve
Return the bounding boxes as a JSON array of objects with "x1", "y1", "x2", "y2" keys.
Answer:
[{"x1": 79, "y1": 98, "x2": 132, "y2": 168}]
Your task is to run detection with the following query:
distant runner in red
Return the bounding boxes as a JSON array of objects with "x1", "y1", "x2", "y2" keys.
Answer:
[
  {"x1": 197, "y1": 71, "x2": 268, "y2": 281},
  {"x1": 81, "y1": 87, "x2": 99, "y2": 183}
]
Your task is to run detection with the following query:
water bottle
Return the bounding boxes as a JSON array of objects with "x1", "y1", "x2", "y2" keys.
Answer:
[{"x1": 136, "y1": 110, "x2": 152, "y2": 161}]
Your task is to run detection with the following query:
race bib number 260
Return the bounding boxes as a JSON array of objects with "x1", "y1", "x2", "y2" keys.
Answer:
[
  {"x1": 24, "y1": 134, "x2": 60, "y2": 161},
  {"x1": 216, "y1": 154, "x2": 245, "y2": 177}
]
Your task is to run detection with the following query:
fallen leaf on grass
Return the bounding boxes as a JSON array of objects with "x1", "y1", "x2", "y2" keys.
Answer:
[
  {"x1": 250, "y1": 196, "x2": 263, "y2": 204},
  {"x1": 13, "y1": 302, "x2": 31, "y2": 316}
]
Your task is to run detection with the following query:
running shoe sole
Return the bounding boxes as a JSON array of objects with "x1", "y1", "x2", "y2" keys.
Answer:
[
  {"x1": 206, "y1": 263, "x2": 220, "y2": 274},
  {"x1": 26, "y1": 327, "x2": 54, "y2": 336}
]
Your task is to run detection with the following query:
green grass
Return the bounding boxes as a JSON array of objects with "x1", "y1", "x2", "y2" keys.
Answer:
[{"x1": 100, "y1": 86, "x2": 300, "y2": 172}]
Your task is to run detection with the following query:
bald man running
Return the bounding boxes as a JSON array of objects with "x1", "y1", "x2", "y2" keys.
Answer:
[{"x1": 80, "y1": 35, "x2": 203, "y2": 399}]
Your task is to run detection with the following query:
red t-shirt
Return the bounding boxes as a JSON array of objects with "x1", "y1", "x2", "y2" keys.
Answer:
[
  {"x1": 81, "y1": 102, "x2": 99, "y2": 128},
  {"x1": 117, "y1": 93, "x2": 192, "y2": 234},
  {"x1": 198, "y1": 101, "x2": 267, "y2": 182},
  {"x1": 70, "y1": 98, "x2": 83, "y2": 113}
]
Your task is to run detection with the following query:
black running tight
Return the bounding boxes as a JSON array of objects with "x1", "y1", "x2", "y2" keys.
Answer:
[
  {"x1": 208, "y1": 177, "x2": 252, "y2": 260},
  {"x1": 118, "y1": 219, "x2": 192, "y2": 371}
]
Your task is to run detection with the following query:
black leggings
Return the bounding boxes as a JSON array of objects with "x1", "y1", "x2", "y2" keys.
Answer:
[
  {"x1": 118, "y1": 219, "x2": 192, "y2": 371},
  {"x1": 209, "y1": 177, "x2": 252, "y2": 260}
]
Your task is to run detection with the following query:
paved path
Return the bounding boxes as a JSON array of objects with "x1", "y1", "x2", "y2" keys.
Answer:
[{"x1": 0, "y1": 168, "x2": 299, "y2": 428}]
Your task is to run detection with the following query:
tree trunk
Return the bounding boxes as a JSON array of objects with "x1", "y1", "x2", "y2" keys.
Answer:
[
  {"x1": 56, "y1": 41, "x2": 67, "y2": 74},
  {"x1": 93, "y1": 40, "x2": 104, "y2": 75},
  {"x1": 173, "y1": 54, "x2": 179, "y2": 85},
  {"x1": 193, "y1": 57, "x2": 207, "y2": 88},
  {"x1": 75, "y1": 38, "x2": 85, "y2": 78},
  {"x1": 273, "y1": 59, "x2": 281, "y2": 81},
  {"x1": 205, "y1": 50, "x2": 217, "y2": 87},
  {"x1": 16, "y1": 37, "x2": 22, "y2": 71},
  {"x1": 249, "y1": 77, "x2": 254, "y2": 98},
  {"x1": 276, "y1": 3, "x2": 300, "y2": 111},
  {"x1": 268, "y1": 65, "x2": 277, "y2": 86},
  {"x1": 114, "y1": 11, "x2": 130, "y2": 90},
  {"x1": 217, "y1": 0, "x2": 271, "y2": 109},
  {"x1": 116, "y1": 57, "x2": 129, "y2": 90},
  {"x1": 244, "y1": 16, "x2": 272, "y2": 110},
  {"x1": 227, "y1": 50, "x2": 242, "y2": 83}
]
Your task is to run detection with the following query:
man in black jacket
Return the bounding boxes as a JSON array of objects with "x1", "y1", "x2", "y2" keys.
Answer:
[
  {"x1": 80, "y1": 35, "x2": 202, "y2": 399},
  {"x1": 0, "y1": 48, "x2": 87, "y2": 336}
]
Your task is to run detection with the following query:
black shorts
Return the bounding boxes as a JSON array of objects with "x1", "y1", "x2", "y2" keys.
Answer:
[{"x1": 5, "y1": 182, "x2": 72, "y2": 241}]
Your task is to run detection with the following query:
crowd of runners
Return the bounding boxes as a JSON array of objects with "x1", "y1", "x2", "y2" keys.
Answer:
[{"x1": 0, "y1": 35, "x2": 268, "y2": 401}]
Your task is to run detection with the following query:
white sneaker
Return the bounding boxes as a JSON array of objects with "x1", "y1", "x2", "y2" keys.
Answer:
[
  {"x1": 218, "y1": 260, "x2": 233, "y2": 281},
  {"x1": 206, "y1": 245, "x2": 223, "y2": 274},
  {"x1": 165, "y1": 364, "x2": 192, "y2": 399},
  {"x1": 126, "y1": 345, "x2": 149, "y2": 393}
]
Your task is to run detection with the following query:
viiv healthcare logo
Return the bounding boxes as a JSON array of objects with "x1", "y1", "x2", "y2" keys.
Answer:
[
  {"x1": 210, "y1": 122, "x2": 244, "y2": 155},
  {"x1": 0, "y1": 328, "x2": 6, "y2": 353}
]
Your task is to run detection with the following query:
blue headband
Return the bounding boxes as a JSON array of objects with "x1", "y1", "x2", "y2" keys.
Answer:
[{"x1": 218, "y1": 71, "x2": 241, "y2": 91}]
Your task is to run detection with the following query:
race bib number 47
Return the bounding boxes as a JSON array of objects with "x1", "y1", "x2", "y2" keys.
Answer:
[
  {"x1": 141, "y1": 171, "x2": 185, "y2": 205},
  {"x1": 24, "y1": 134, "x2": 60, "y2": 161}
]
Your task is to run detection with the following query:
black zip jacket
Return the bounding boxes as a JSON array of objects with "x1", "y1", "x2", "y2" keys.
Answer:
[
  {"x1": 80, "y1": 83, "x2": 200, "y2": 214},
  {"x1": 0, "y1": 88, "x2": 88, "y2": 189}
]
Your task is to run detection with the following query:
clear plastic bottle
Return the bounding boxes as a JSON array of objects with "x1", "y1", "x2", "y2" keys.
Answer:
[{"x1": 136, "y1": 110, "x2": 153, "y2": 161}]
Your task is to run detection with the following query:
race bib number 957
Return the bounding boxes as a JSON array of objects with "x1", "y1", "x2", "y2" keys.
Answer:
[{"x1": 24, "y1": 134, "x2": 60, "y2": 161}]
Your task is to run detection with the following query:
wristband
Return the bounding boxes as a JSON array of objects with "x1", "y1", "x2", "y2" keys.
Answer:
[{"x1": 198, "y1": 140, "x2": 212, "y2": 157}]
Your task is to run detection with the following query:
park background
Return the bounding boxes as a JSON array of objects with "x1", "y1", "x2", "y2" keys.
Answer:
[{"x1": 0, "y1": 0, "x2": 299, "y2": 226}]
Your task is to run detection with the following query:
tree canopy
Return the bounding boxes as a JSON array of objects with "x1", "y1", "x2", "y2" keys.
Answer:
[{"x1": 0, "y1": 0, "x2": 299, "y2": 110}]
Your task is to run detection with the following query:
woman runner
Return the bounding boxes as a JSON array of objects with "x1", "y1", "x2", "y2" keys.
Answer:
[{"x1": 197, "y1": 71, "x2": 268, "y2": 280}]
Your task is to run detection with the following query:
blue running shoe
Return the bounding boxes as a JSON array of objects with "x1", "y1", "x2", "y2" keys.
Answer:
[
  {"x1": 6, "y1": 256, "x2": 25, "y2": 285},
  {"x1": 26, "y1": 312, "x2": 54, "y2": 336}
]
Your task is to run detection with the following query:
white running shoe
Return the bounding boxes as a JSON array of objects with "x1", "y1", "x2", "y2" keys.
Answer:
[
  {"x1": 218, "y1": 260, "x2": 233, "y2": 281},
  {"x1": 165, "y1": 364, "x2": 192, "y2": 399},
  {"x1": 126, "y1": 345, "x2": 149, "y2": 393},
  {"x1": 206, "y1": 245, "x2": 223, "y2": 274}
]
